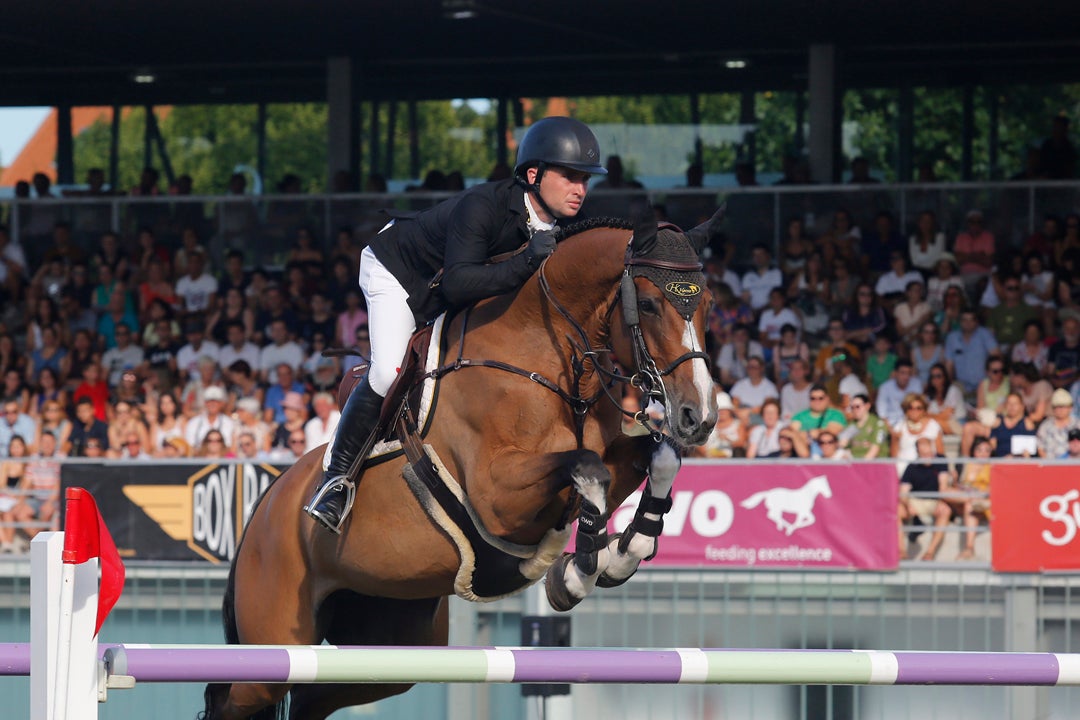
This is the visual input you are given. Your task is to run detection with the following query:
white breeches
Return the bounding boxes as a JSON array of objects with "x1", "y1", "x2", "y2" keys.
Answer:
[{"x1": 358, "y1": 245, "x2": 416, "y2": 397}]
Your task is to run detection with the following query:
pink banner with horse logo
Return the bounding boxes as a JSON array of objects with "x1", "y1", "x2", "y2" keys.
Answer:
[{"x1": 609, "y1": 463, "x2": 899, "y2": 570}]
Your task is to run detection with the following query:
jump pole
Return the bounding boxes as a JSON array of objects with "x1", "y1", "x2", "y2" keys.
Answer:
[{"x1": 98, "y1": 645, "x2": 1080, "y2": 687}]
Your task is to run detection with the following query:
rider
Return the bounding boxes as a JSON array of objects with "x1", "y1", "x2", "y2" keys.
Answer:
[{"x1": 305, "y1": 116, "x2": 607, "y2": 533}]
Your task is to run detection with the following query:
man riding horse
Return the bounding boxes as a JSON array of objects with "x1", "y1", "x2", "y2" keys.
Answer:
[{"x1": 305, "y1": 117, "x2": 608, "y2": 533}]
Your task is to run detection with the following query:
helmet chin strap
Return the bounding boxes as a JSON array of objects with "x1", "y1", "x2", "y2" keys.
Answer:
[{"x1": 516, "y1": 162, "x2": 560, "y2": 223}]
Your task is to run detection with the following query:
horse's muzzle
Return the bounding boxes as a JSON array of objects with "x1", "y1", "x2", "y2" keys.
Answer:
[{"x1": 674, "y1": 405, "x2": 715, "y2": 446}]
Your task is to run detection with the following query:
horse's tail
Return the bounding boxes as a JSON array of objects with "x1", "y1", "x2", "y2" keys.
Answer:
[{"x1": 740, "y1": 490, "x2": 770, "y2": 509}]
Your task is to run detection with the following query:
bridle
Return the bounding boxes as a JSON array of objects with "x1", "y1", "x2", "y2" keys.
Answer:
[{"x1": 423, "y1": 229, "x2": 710, "y2": 446}]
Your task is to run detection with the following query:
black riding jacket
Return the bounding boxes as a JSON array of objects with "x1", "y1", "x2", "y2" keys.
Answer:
[{"x1": 367, "y1": 179, "x2": 541, "y2": 325}]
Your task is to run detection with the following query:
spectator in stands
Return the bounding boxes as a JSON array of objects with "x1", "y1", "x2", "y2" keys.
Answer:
[
  {"x1": 265, "y1": 364, "x2": 307, "y2": 426},
  {"x1": 695, "y1": 390, "x2": 746, "y2": 458},
  {"x1": 100, "y1": 323, "x2": 144, "y2": 387},
  {"x1": 26, "y1": 325, "x2": 68, "y2": 389},
  {"x1": 934, "y1": 285, "x2": 967, "y2": 339},
  {"x1": 259, "y1": 319, "x2": 305, "y2": 385},
  {"x1": 780, "y1": 358, "x2": 812, "y2": 421},
  {"x1": 0, "y1": 334, "x2": 23, "y2": 380},
  {"x1": 775, "y1": 426, "x2": 810, "y2": 458},
  {"x1": 1037, "y1": 389, "x2": 1080, "y2": 459},
  {"x1": 704, "y1": 254, "x2": 742, "y2": 299},
  {"x1": 271, "y1": 392, "x2": 309, "y2": 451},
  {"x1": 302, "y1": 292, "x2": 336, "y2": 348},
  {"x1": 304, "y1": 391, "x2": 341, "y2": 454},
  {"x1": 741, "y1": 244, "x2": 783, "y2": 312},
  {"x1": 842, "y1": 282, "x2": 887, "y2": 351},
  {"x1": 141, "y1": 318, "x2": 180, "y2": 395},
  {"x1": 911, "y1": 322, "x2": 944, "y2": 386},
  {"x1": 926, "y1": 253, "x2": 964, "y2": 313},
  {"x1": 2, "y1": 369, "x2": 31, "y2": 416},
  {"x1": 779, "y1": 217, "x2": 814, "y2": 277},
  {"x1": 176, "y1": 317, "x2": 220, "y2": 384},
  {"x1": 217, "y1": 321, "x2": 260, "y2": 374},
  {"x1": 908, "y1": 210, "x2": 946, "y2": 274},
  {"x1": 234, "y1": 431, "x2": 264, "y2": 460},
  {"x1": 35, "y1": 399, "x2": 71, "y2": 455},
  {"x1": 1039, "y1": 115, "x2": 1077, "y2": 180},
  {"x1": 217, "y1": 249, "x2": 249, "y2": 299},
  {"x1": 892, "y1": 392, "x2": 944, "y2": 461},
  {"x1": 893, "y1": 281, "x2": 933, "y2": 352},
  {"x1": 973, "y1": 358, "x2": 1010, "y2": 422},
  {"x1": 91, "y1": 231, "x2": 129, "y2": 283},
  {"x1": 821, "y1": 208, "x2": 862, "y2": 265},
  {"x1": 877, "y1": 360, "x2": 925, "y2": 426},
  {"x1": 303, "y1": 332, "x2": 340, "y2": 392},
  {"x1": 0, "y1": 225, "x2": 27, "y2": 306},
  {"x1": 813, "y1": 320, "x2": 861, "y2": 382},
  {"x1": 734, "y1": 161, "x2": 757, "y2": 187},
  {"x1": 1021, "y1": 253, "x2": 1056, "y2": 336},
  {"x1": 106, "y1": 400, "x2": 150, "y2": 456},
  {"x1": 287, "y1": 227, "x2": 325, "y2": 278},
  {"x1": 16, "y1": 431, "x2": 63, "y2": 539},
  {"x1": 729, "y1": 356, "x2": 778, "y2": 426},
  {"x1": 1065, "y1": 428, "x2": 1080, "y2": 460},
  {"x1": 1047, "y1": 316, "x2": 1080, "y2": 389},
  {"x1": 97, "y1": 285, "x2": 139, "y2": 351},
  {"x1": 326, "y1": 258, "x2": 357, "y2": 314},
  {"x1": 1011, "y1": 320, "x2": 1049, "y2": 375},
  {"x1": 1022, "y1": 214, "x2": 1061, "y2": 262},
  {"x1": 925, "y1": 363, "x2": 966, "y2": 436},
  {"x1": 866, "y1": 335, "x2": 898, "y2": 391},
  {"x1": 954, "y1": 436, "x2": 993, "y2": 556},
  {"x1": 954, "y1": 209, "x2": 995, "y2": 298},
  {"x1": 179, "y1": 355, "x2": 224, "y2": 417},
  {"x1": 716, "y1": 323, "x2": 763, "y2": 387},
  {"x1": 839, "y1": 393, "x2": 891, "y2": 459},
  {"x1": 148, "y1": 393, "x2": 186, "y2": 456},
  {"x1": 336, "y1": 289, "x2": 368, "y2": 349},
  {"x1": 114, "y1": 428, "x2": 151, "y2": 460},
  {"x1": 875, "y1": 253, "x2": 923, "y2": 313},
  {"x1": 0, "y1": 434, "x2": 27, "y2": 552},
  {"x1": 132, "y1": 227, "x2": 171, "y2": 283},
  {"x1": 1054, "y1": 218, "x2": 1080, "y2": 274},
  {"x1": 849, "y1": 156, "x2": 879, "y2": 184},
  {"x1": 233, "y1": 397, "x2": 271, "y2": 455},
  {"x1": 826, "y1": 352, "x2": 868, "y2": 413},
  {"x1": 159, "y1": 436, "x2": 191, "y2": 459},
  {"x1": 989, "y1": 392, "x2": 1037, "y2": 458},
  {"x1": 176, "y1": 248, "x2": 218, "y2": 316},
  {"x1": 1010, "y1": 362, "x2": 1053, "y2": 425},
  {"x1": 707, "y1": 282, "x2": 753, "y2": 351},
  {"x1": 27, "y1": 365, "x2": 66, "y2": 421},
  {"x1": 945, "y1": 310, "x2": 1000, "y2": 398},
  {"x1": 814, "y1": 430, "x2": 850, "y2": 460},
  {"x1": 787, "y1": 251, "x2": 830, "y2": 338},
  {"x1": 899, "y1": 437, "x2": 955, "y2": 561},
  {"x1": 746, "y1": 399, "x2": 786, "y2": 459},
  {"x1": 758, "y1": 292, "x2": 802, "y2": 360},
  {"x1": 68, "y1": 397, "x2": 108, "y2": 456},
  {"x1": 25, "y1": 298, "x2": 62, "y2": 356},
  {"x1": 185, "y1": 385, "x2": 235, "y2": 449},
  {"x1": 283, "y1": 263, "x2": 313, "y2": 317},
  {"x1": 71, "y1": 363, "x2": 109, "y2": 421},
  {"x1": 862, "y1": 211, "x2": 906, "y2": 276},
  {"x1": 791, "y1": 384, "x2": 847, "y2": 446},
  {"x1": 829, "y1": 256, "x2": 859, "y2": 316},
  {"x1": 207, "y1": 288, "x2": 254, "y2": 345},
  {"x1": 197, "y1": 429, "x2": 230, "y2": 459},
  {"x1": 225, "y1": 360, "x2": 263, "y2": 407},
  {"x1": 986, "y1": 275, "x2": 1041, "y2": 353},
  {"x1": 254, "y1": 284, "x2": 300, "y2": 342},
  {"x1": 61, "y1": 285, "x2": 97, "y2": 338}
]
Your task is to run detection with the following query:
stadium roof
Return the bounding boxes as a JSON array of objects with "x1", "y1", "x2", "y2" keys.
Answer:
[{"x1": 6, "y1": 1, "x2": 1080, "y2": 106}]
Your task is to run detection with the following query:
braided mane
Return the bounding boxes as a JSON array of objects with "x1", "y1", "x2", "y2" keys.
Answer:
[{"x1": 555, "y1": 217, "x2": 634, "y2": 241}]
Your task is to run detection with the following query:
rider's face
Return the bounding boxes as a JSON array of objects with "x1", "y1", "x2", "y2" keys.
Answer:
[{"x1": 529, "y1": 166, "x2": 590, "y2": 222}]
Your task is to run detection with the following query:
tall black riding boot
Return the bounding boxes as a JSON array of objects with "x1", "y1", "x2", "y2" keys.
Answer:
[{"x1": 303, "y1": 376, "x2": 384, "y2": 534}]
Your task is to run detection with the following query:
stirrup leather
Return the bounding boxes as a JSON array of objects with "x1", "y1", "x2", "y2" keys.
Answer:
[{"x1": 303, "y1": 475, "x2": 357, "y2": 535}]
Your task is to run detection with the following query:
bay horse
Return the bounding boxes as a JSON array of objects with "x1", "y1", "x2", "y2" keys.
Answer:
[{"x1": 200, "y1": 211, "x2": 722, "y2": 720}]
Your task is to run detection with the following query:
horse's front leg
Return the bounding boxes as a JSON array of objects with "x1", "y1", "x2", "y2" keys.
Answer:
[
  {"x1": 598, "y1": 436, "x2": 680, "y2": 588},
  {"x1": 544, "y1": 451, "x2": 612, "y2": 612}
]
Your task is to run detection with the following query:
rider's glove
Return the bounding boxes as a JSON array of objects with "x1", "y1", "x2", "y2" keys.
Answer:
[{"x1": 524, "y1": 230, "x2": 557, "y2": 268}]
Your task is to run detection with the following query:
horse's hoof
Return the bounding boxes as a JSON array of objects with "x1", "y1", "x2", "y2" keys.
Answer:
[{"x1": 544, "y1": 554, "x2": 583, "y2": 612}]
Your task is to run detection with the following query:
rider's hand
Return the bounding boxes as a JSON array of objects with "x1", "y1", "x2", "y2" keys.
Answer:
[{"x1": 525, "y1": 230, "x2": 557, "y2": 268}]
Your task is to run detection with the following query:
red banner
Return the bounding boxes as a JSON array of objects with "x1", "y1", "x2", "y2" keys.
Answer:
[
  {"x1": 613, "y1": 463, "x2": 899, "y2": 570},
  {"x1": 991, "y1": 465, "x2": 1080, "y2": 572}
]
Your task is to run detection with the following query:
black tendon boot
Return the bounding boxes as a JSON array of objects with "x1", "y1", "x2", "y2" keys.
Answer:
[{"x1": 303, "y1": 376, "x2": 385, "y2": 533}]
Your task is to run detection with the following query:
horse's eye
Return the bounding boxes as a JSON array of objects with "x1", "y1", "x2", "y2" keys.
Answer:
[{"x1": 638, "y1": 298, "x2": 660, "y2": 316}]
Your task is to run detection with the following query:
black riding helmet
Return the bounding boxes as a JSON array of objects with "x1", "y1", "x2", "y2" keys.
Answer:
[
  {"x1": 514, "y1": 117, "x2": 607, "y2": 177},
  {"x1": 514, "y1": 117, "x2": 606, "y2": 218}
]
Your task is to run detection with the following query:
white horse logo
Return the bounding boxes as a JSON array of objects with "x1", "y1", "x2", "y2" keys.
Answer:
[{"x1": 740, "y1": 475, "x2": 833, "y2": 536}]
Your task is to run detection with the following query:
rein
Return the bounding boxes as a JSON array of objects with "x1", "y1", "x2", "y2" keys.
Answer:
[{"x1": 419, "y1": 232, "x2": 709, "y2": 446}]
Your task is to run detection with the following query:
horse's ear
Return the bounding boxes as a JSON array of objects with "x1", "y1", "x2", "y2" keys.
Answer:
[
  {"x1": 684, "y1": 203, "x2": 726, "y2": 254},
  {"x1": 631, "y1": 206, "x2": 657, "y2": 255}
]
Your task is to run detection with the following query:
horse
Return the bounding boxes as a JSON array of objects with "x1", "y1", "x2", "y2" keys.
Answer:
[
  {"x1": 740, "y1": 475, "x2": 833, "y2": 536},
  {"x1": 200, "y1": 210, "x2": 722, "y2": 720}
]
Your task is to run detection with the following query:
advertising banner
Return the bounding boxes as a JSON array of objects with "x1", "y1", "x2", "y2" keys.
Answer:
[
  {"x1": 991, "y1": 465, "x2": 1080, "y2": 572},
  {"x1": 62, "y1": 462, "x2": 283, "y2": 563},
  {"x1": 610, "y1": 462, "x2": 900, "y2": 570}
]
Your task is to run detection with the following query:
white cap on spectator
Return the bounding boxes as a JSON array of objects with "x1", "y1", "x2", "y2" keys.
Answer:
[
  {"x1": 1051, "y1": 388, "x2": 1073, "y2": 408},
  {"x1": 237, "y1": 397, "x2": 261, "y2": 415},
  {"x1": 204, "y1": 386, "x2": 227, "y2": 402},
  {"x1": 716, "y1": 391, "x2": 734, "y2": 411}
]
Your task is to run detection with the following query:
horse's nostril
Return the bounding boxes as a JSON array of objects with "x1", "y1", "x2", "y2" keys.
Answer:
[{"x1": 680, "y1": 406, "x2": 701, "y2": 430}]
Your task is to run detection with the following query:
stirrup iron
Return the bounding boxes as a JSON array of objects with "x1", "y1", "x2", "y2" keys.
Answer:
[{"x1": 303, "y1": 475, "x2": 357, "y2": 535}]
